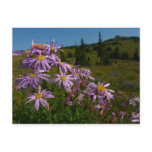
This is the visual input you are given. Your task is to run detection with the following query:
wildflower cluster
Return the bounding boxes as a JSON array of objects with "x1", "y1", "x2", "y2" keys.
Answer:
[
  {"x1": 111, "y1": 96, "x2": 140, "y2": 123},
  {"x1": 13, "y1": 39, "x2": 114, "y2": 116}
]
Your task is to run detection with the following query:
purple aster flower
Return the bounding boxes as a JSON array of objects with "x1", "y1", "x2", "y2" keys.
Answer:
[
  {"x1": 120, "y1": 111, "x2": 127, "y2": 120},
  {"x1": 89, "y1": 92, "x2": 103, "y2": 103},
  {"x1": 31, "y1": 40, "x2": 46, "y2": 51},
  {"x1": 131, "y1": 113, "x2": 140, "y2": 122},
  {"x1": 85, "y1": 82, "x2": 114, "y2": 102},
  {"x1": 69, "y1": 90, "x2": 75, "y2": 97},
  {"x1": 70, "y1": 64, "x2": 79, "y2": 69},
  {"x1": 81, "y1": 79, "x2": 86, "y2": 85},
  {"x1": 46, "y1": 39, "x2": 63, "y2": 54},
  {"x1": 23, "y1": 54, "x2": 55, "y2": 71},
  {"x1": 16, "y1": 70, "x2": 50, "y2": 89},
  {"x1": 65, "y1": 97, "x2": 73, "y2": 106},
  {"x1": 95, "y1": 100, "x2": 107, "y2": 111},
  {"x1": 96, "y1": 82, "x2": 114, "y2": 100},
  {"x1": 122, "y1": 102, "x2": 127, "y2": 107},
  {"x1": 13, "y1": 41, "x2": 45, "y2": 57},
  {"x1": 76, "y1": 85, "x2": 80, "y2": 91},
  {"x1": 13, "y1": 50, "x2": 32, "y2": 58},
  {"x1": 71, "y1": 69, "x2": 81, "y2": 79},
  {"x1": 57, "y1": 61, "x2": 72, "y2": 73},
  {"x1": 76, "y1": 68, "x2": 94, "y2": 80},
  {"x1": 29, "y1": 41, "x2": 48, "y2": 56},
  {"x1": 75, "y1": 94, "x2": 84, "y2": 102},
  {"x1": 81, "y1": 68, "x2": 92, "y2": 76},
  {"x1": 76, "y1": 79, "x2": 86, "y2": 86},
  {"x1": 68, "y1": 62, "x2": 80, "y2": 73},
  {"x1": 88, "y1": 76, "x2": 95, "y2": 81},
  {"x1": 86, "y1": 82, "x2": 97, "y2": 89},
  {"x1": 25, "y1": 86, "x2": 54, "y2": 111},
  {"x1": 129, "y1": 96, "x2": 140, "y2": 106},
  {"x1": 53, "y1": 68, "x2": 76, "y2": 91}
]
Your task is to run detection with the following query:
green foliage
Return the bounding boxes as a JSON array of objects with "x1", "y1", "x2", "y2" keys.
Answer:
[
  {"x1": 97, "y1": 32, "x2": 103, "y2": 61},
  {"x1": 133, "y1": 48, "x2": 139, "y2": 61},
  {"x1": 13, "y1": 35, "x2": 140, "y2": 124},
  {"x1": 67, "y1": 52, "x2": 73, "y2": 58},
  {"x1": 62, "y1": 36, "x2": 139, "y2": 66},
  {"x1": 60, "y1": 51, "x2": 66, "y2": 62},
  {"x1": 13, "y1": 53, "x2": 139, "y2": 124},
  {"x1": 75, "y1": 38, "x2": 89, "y2": 66},
  {"x1": 121, "y1": 52, "x2": 129, "y2": 60},
  {"x1": 112, "y1": 47, "x2": 120, "y2": 59}
]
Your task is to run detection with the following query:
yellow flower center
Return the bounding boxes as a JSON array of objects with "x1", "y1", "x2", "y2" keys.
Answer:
[
  {"x1": 50, "y1": 46, "x2": 55, "y2": 51},
  {"x1": 40, "y1": 44, "x2": 45, "y2": 48},
  {"x1": 32, "y1": 44, "x2": 36, "y2": 48},
  {"x1": 100, "y1": 105, "x2": 104, "y2": 108},
  {"x1": 25, "y1": 50, "x2": 30, "y2": 54},
  {"x1": 138, "y1": 115, "x2": 140, "y2": 119},
  {"x1": 33, "y1": 44, "x2": 45, "y2": 50},
  {"x1": 61, "y1": 76, "x2": 66, "y2": 81},
  {"x1": 70, "y1": 64, "x2": 74, "y2": 68},
  {"x1": 77, "y1": 95, "x2": 80, "y2": 99},
  {"x1": 75, "y1": 73, "x2": 79, "y2": 76},
  {"x1": 36, "y1": 93, "x2": 42, "y2": 99},
  {"x1": 29, "y1": 73, "x2": 37, "y2": 78},
  {"x1": 82, "y1": 68, "x2": 85, "y2": 71},
  {"x1": 37, "y1": 55, "x2": 45, "y2": 61},
  {"x1": 58, "y1": 61, "x2": 63, "y2": 65},
  {"x1": 67, "y1": 89, "x2": 71, "y2": 93},
  {"x1": 97, "y1": 85, "x2": 106, "y2": 92}
]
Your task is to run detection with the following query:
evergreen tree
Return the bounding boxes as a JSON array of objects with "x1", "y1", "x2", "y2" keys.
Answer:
[
  {"x1": 97, "y1": 32, "x2": 103, "y2": 63},
  {"x1": 102, "y1": 48, "x2": 112, "y2": 65},
  {"x1": 75, "y1": 38, "x2": 88, "y2": 65},
  {"x1": 97, "y1": 33, "x2": 112, "y2": 65},
  {"x1": 121, "y1": 52, "x2": 129, "y2": 60},
  {"x1": 67, "y1": 52, "x2": 72, "y2": 58},
  {"x1": 133, "y1": 48, "x2": 139, "y2": 61},
  {"x1": 86, "y1": 47, "x2": 90, "y2": 53},
  {"x1": 113, "y1": 47, "x2": 120, "y2": 59},
  {"x1": 60, "y1": 51, "x2": 66, "y2": 62}
]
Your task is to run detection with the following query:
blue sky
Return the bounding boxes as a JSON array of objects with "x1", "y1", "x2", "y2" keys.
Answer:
[{"x1": 13, "y1": 28, "x2": 139, "y2": 51}]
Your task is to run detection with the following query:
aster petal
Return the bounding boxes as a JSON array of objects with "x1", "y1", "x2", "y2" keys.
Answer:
[
  {"x1": 25, "y1": 95, "x2": 36, "y2": 103},
  {"x1": 40, "y1": 98, "x2": 49, "y2": 110},
  {"x1": 38, "y1": 75, "x2": 49, "y2": 81},
  {"x1": 13, "y1": 51, "x2": 25, "y2": 56},
  {"x1": 41, "y1": 61, "x2": 46, "y2": 70},
  {"x1": 104, "y1": 83, "x2": 110, "y2": 87},
  {"x1": 38, "y1": 86, "x2": 41, "y2": 93},
  {"x1": 53, "y1": 78, "x2": 60, "y2": 82},
  {"x1": 34, "y1": 99, "x2": 40, "y2": 111},
  {"x1": 59, "y1": 80, "x2": 62, "y2": 89},
  {"x1": 43, "y1": 59, "x2": 50, "y2": 69}
]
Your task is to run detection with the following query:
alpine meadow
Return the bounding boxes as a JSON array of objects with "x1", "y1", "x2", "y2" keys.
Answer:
[{"x1": 12, "y1": 30, "x2": 140, "y2": 124}]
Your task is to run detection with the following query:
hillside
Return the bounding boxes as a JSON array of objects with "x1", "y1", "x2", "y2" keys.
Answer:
[
  {"x1": 62, "y1": 36, "x2": 139, "y2": 65},
  {"x1": 63, "y1": 36, "x2": 139, "y2": 57}
]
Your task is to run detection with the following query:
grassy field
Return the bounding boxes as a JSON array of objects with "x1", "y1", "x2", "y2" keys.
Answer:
[
  {"x1": 63, "y1": 36, "x2": 139, "y2": 59},
  {"x1": 12, "y1": 47, "x2": 139, "y2": 124}
]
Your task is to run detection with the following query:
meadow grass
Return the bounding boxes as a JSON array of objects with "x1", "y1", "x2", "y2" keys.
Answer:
[{"x1": 12, "y1": 51, "x2": 139, "y2": 124}]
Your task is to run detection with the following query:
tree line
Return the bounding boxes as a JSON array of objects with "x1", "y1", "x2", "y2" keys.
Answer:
[{"x1": 61, "y1": 32, "x2": 139, "y2": 65}]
